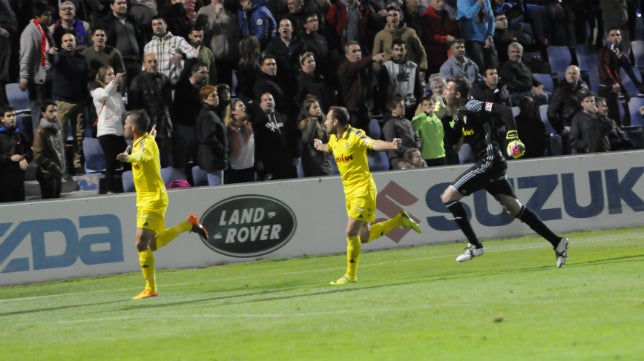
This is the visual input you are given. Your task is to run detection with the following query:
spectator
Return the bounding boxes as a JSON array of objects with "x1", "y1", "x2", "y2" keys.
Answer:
[
  {"x1": 252, "y1": 92, "x2": 299, "y2": 180},
  {"x1": 0, "y1": 106, "x2": 32, "y2": 203},
  {"x1": 129, "y1": 1, "x2": 157, "y2": 43},
  {"x1": 236, "y1": 35, "x2": 261, "y2": 102},
  {"x1": 159, "y1": 0, "x2": 193, "y2": 39},
  {"x1": 128, "y1": 53, "x2": 173, "y2": 167},
  {"x1": 378, "y1": 38, "x2": 425, "y2": 119},
  {"x1": 237, "y1": 0, "x2": 277, "y2": 51},
  {"x1": 49, "y1": 1, "x2": 90, "y2": 51},
  {"x1": 439, "y1": 38, "x2": 481, "y2": 84},
  {"x1": 515, "y1": 96, "x2": 546, "y2": 158},
  {"x1": 253, "y1": 55, "x2": 296, "y2": 119},
  {"x1": 547, "y1": 65, "x2": 589, "y2": 153},
  {"x1": 297, "y1": 11, "x2": 334, "y2": 87},
  {"x1": 186, "y1": 27, "x2": 217, "y2": 86},
  {"x1": 428, "y1": 73, "x2": 449, "y2": 119},
  {"x1": 225, "y1": 98, "x2": 256, "y2": 183},
  {"x1": 420, "y1": 0, "x2": 458, "y2": 75},
  {"x1": 91, "y1": 65, "x2": 128, "y2": 194},
  {"x1": 372, "y1": 5, "x2": 428, "y2": 83},
  {"x1": 382, "y1": 97, "x2": 421, "y2": 169},
  {"x1": 216, "y1": 83, "x2": 232, "y2": 121},
  {"x1": 493, "y1": 11, "x2": 533, "y2": 64},
  {"x1": 196, "y1": 85, "x2": 228, "y2": 186},
  {"x1": 470, "y1": 66, "x2": 512, "y2": 106},
  {"x1": 143, "y1": 16, "x2": 194, "y2": 86},
  {"x1": 264, "y1": 18, "x2": 300, "y2": 95},
  {"x1": 49, "y1": 32, "x2": 89, "y2": 176},
  {"x1": 499, "y1": 41, "x2": 547, "y2": 106},
  {"x1": 33, "y1": 101, "x2": 65, "y2": 199},
  {"x1": 337, "y1": 41, "x2": 385, "y2": 129},
  {"x1": 285, "y1": 0, "x2": 312, "y2": 37},
  {"x1": 397, "y1": 147, "x2": 428, "y2": 169},
  {"x1": 456, "y1": 0, "x2": 497, "y2": 71},
  {"x1": 0, "y1": 0, "x2": 16, "y2": 105},
  {"x1": 97, "y1": 0, "x2": 144, "y2": 84},
  {"x1": 326, "y1": 0, "x2": 371, "y2": 55},
  {"x1": 197, "y1": 0, "x2": 240, "y2": 87},
  {"x1": 295, "y1": 51, "x2": 335, "y2": 111},
  {"x1": 598, "y1": 27, "x2": 644, "y2": 126},
  {"x1": 298, "y1": 96, "x2": 332, "y2": 176},
  {"x1": 595, "y1": 96, "x2": 632, "y2": 151},
  {"x1": 81, "y1": 25, "x2": 126, "y2": 86},
  {"x1": 600, "y1": 0, "x2": 631, "y2": 48},
  {"x1": 172, "y1": 62, "x2": 209, "y2": 177},
  {"x1": 569, "y1": 92, "x2": 611, "y2": 153},
  {"x1": 19, "y1": 1, "x2": 55, "y2": 137},
  {"x1": 411, "y1": 96, "x2": 446, "y2": 166}
]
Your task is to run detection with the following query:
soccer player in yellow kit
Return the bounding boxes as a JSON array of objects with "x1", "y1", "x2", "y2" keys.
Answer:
[
  {"x1": 314, "y1": 106, "x2": 422, "y2": 285},
  {"x1": 117, "y1": 110, "x2": 209, "y2": 300}
]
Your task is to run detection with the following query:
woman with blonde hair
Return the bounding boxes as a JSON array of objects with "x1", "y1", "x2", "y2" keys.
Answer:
[
  {"x1": 90, "y1": 65, "x2": 127, "y2": 194},
  {"x1": 298, "y1": 96, "x2": 331, "y2": 176},
  {"x1": 224, "y1": 98, "x2": 255, "y2": 183}
]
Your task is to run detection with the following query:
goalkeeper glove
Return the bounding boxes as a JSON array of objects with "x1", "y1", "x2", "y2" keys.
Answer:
[{"x1": 506, "y1": 130, "x2": 525, "y2": 159}]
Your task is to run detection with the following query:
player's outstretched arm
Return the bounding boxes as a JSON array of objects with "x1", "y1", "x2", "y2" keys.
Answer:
[
  {"x1": 313, "y1": 139, "x2": 329, "y2": 153},
  {"x1": 371, "y1": 138, "x2": 401, "y2": 152}
]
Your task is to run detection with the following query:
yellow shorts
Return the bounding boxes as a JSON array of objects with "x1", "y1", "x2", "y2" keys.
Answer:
[
  {"x1": 345, "y1": 183, "x2": 377, "y2": 223},
  {"x1": 136, "y1": 206, "x2": 167, "y2": 233}
]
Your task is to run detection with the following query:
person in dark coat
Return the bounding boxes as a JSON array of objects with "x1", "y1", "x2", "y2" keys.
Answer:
[{"x1": 0, "y1": 106, "x2": 33, "y2": 202}]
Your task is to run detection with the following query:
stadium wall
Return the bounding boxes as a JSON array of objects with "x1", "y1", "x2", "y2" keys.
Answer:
[{"x1": 1, "y1": 150, "x2": 642, "y2": 286}]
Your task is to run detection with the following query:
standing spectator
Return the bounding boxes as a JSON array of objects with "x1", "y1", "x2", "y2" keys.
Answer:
[
  {"x1": 82, "y1": 25, "x2": 126, "y2": 85},
  {"x1": 196, "y1": 85, "x2": 228, "y2": 186},
  {"x1": 49, "y1": 32, "x2": 89, "y2": 176},
  {"x1": 569, "y1": 92, "x2": 612, "y2": 153},
  {"x1": 159, "y1": 0, "x2": 193, "y2": 39},
  {"x1": 172, "y1": 62, "x2": 209, "y2": 178},
  {"x1": 143, "y1": 16, "x2": 194, "y2": 86},
  {"x1": 429, "y1": 72, "x2": 460, "y2": 164},
  {"x1": 439, "y1": 38, "x2": 481, "y2": 84},
  {"x1": 225, "y1": 99, "x2": 256, "y2": 183},
  {"x1": 420, "y1": 0, "x2": 458, "y2": 75},
  {"x1": 411, "y1": 96, "x2": 446, "y2": 166},
  {"x1": 130, "y1": 1, "x2": 158, "y2": 42},
  {"x1": 253, "y1": 55, "x2": 295, "y2": 119},
  {"x1": 378, "y1": 39, "x2": 425, "y2": 119},
  {"x1": 197, "y1": 0, "x2": 239, "y2": 87},
  {"x1": 337, "y1": 41, "x2": 385, "y2": 129},
  {"x1": 264, "y1": 18, "x2": 300, "y2": 95},
  {"x1": 97, "y1": 0, "x2": 144, "y2": 85},
  {"x1": 297, "y1": 12, "x2": 334, "y2": 87},
  {"x1": 298, "y1": 96, "x2": 331, "y2": 176},
  {"x1": 499, "y1": 42, "x2": 547, "y2": 106},
  {"x1": 237, "y1": 0, "x2": 277, "y2": 51},
  {"x1": 186, "y1": 27, "x2": 217, "y2": 85},
  {"x1": 129, "y1": 53, "x2": 173, "y2": 167},
  {"x1": 456, "y1": 0, "x2": 497, "y2": 71},
  {"x1": 253, "y1": 92, "x2": 299, "y2": 180},
  {"x1": 600, "y1": 0, "x2": 631, "y2": 48},
  {"x1": 492, "y1": 10, "x2": 532, "y2": 64},
  {"x1": 33, "y1": 101, "x2": 65, "y2": 199},
  {"x1": 547, "y1": 65, "x2": 589, "y2": 153},
  {"x1": 595, "y1": 96, "x2": 632, "y2": 151},
  {"x1": 382, "y1": 97, "x2": 421, "y2": 169},
  {"x1": 372, "y1": 5, "x2": 428, "y2": 83},
  {"x1": 0, "y1": 0, "x2": 16, "y2": 106},
  {"x1": 91, "y1": 65, "x2": 128, "y2": 194},
  {"x1": 49, "y1": 1, "x2": 90, "y2": 51},
  {"x1": 598, "y1": 27, "x2": 644, "y2": 126},
  {"x1": 236, "y1": 35, "x2": 261, "y2": 102},
  {"x1": 0, "y1": 106, "x2": 32, "y2": 203},
  {"x1": 19, "y1": 2, "x2": 55, "y2": 137},
  {"x1": 470, "y1": 66, "x2": 512, "y2": 106},
  {"x1": 326, "y1": 0, "x2": 371, "y2": 56},
  {"x1": 515, "y1": 96, "x2": 546, "y2": 158},
  {"x1": 428, "y1": 73, "x2": 448, "y2": 119},
  {"x1": 295, "y1": 51, "x2": 335, "y2": 111}
]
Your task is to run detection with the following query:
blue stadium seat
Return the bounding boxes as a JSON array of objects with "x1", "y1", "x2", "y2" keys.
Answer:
[
  {"x1": 368, "y1": 150, "x2": 390, "y2": 171},
  {"x1": 191, "y1": 165, "x2": 209, "y2": 186},
  {"x1": 161, "y1": 167, "x2": 187, "y2": 185},
  {"x1": 574, "y1": 44, "x2": 599, "y2": 93},
  {"x1": 619, "y1": 68, "x2": 643, "y2": 98},
  {"x1": 82, "y1": 138, "x2": 106, "y2": 174},
  {"x1": 621, "y1": 126, "x2": 643, "y2": 148},
  {"x1": 5, "y1": 83, "x2": 30, "y2": 111},
  {"x1": 538, "y1": 104, "x2": 562, "y2": 155},
  {"x1": 367, "y1": 117, "x2": 382, "y2": 139},
  {"x1": 546, "y1": 45, "x2": 572, "y2": 78},
  {"x1": 631, "y1": 40, "x2": 644, "y2": 68},
  {"x1": 533, "y1": 73, "x2": 555, "y2": 95},
  {"x1": 122, "y1": 170, "x2": 134, "y2": 192},
  {"x1": 627, "y1": 97, "x2": 644, "y2": 126}
]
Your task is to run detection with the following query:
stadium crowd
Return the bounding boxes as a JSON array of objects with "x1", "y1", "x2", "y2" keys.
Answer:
[{"x1": 1, "y1": 0, "x2": 643, "y2": 202}]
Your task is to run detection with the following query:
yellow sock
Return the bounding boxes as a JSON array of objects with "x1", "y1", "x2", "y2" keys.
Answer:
[
  {"x1": 366, "y1": 215, "x2": 403, "y2": 243},
  {"x1": 139, "y1": 249, "x2": 156, "y2": 291},
  {"x1": 155, "y1": 221, "x2": 191, "y2": 250},
  {"x1": 346, "y1": 236, "x2": 361, "y2": 279}
]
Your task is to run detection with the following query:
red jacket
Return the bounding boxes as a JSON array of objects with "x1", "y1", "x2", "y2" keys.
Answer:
[
  {"x1": 326, "y1": 2, "x2": 370, "y2": 52},
  {"x1": 420, "y1": 6, "x2": 458, "y2": 71}
]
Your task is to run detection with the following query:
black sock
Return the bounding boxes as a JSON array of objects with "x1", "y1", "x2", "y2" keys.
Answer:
[
  {"x1": 446, "y1": 201, "x2": 482, "y2": 248},
  {"x1": 517, "y1": 206, "x2": 560, "y2": 246}
]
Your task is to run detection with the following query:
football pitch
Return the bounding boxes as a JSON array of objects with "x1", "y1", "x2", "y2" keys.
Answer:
[{"x1": 1, "y1": 227, "x2": 642, "y2": 361}]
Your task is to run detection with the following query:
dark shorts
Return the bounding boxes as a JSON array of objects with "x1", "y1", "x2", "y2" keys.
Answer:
[{"x1": 452, "y1": 154, "x2": 516, "y2": 199}]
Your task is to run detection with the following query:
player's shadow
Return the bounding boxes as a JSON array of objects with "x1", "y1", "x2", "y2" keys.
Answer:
[{"x1": 0, "y1": 299, "x2": 125, "y2": 317}]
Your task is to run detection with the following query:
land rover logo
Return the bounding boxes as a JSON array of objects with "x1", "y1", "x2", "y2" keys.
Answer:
[{"x1": 200, "y1": 195, "x2": 297, "y2": 257}]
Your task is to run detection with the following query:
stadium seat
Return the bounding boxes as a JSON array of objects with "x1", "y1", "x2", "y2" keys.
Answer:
[
  {"x1": 574, "y1": 44, "x2": 600, "y2": 93},
  {"x1": 630, "y1": 40, "x2": 644, "y2": 68},
  {"x1": 191, "y1": 165, "x2": 209, "y2": 186},
  {"x1": 368, "y1": 150, "x2": 390, "y2": 171},
  {"x1": 458, "y1": 143, "x2": 474, "y2": 164},
  {"x1": 538, "y1": 104, "x2": 562, "y2": 155},
  {"x1": 627, "y1": 97, "x2": 644, "y2": 126},
  {"x1": 161, "y1": 167, "x2": 187, "y2": 185},
  {"x1": 82, "y1": 138, "x2": 106, "y2": 174},
  {"x1": 546, "y1": 45, "x2": 572, "y2": 78},
  {"x1": 619, "y1": 68, "x2": 643, "y2": 98},
  {"x1": 121, "y1": 170, "x2": 134, "y2": 192},
  {"x1": 511, "y1": 106, "x2": 520, "y2": 118},
  {"x1": 533, "y1": 73, "x2": 555, "y2": 95},
  {"x1": 5, "y1": 83, "x2": 30, "y2": 111},
  {"x1": 367, "y1": 117, "x2": 382, "y2": 139},
  {"x1": 621, "y1": 125, "x2": 644, "y2": 148}
]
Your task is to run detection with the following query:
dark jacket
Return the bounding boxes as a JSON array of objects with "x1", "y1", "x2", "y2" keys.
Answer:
[
  {"x1": 172, "y1": 77, "x2": 202, "y2": 127},
  {"x1": 50, "y1": 50, "x2": 89, "y2": 103},
  {"x1": 547, "y1": 79, "x2": 590, "y2": 134},
  {"x1": 32, "y1": 119, "x2": 65, "y2": 176},
  {"x1": 129, "y1": 71, "x2": 173, "y2": 137},
  {"x1": 470, "y1": 80, "x2": 513, "y2": 107},
  {"x1": 196, "y1": 104, "x2": 228, "y2": 172},
  {"x1": 569, "y1": 111, "x2": 612, "y2": 153},
  {"x1": 0, "y1": 126, "x2": 32, "y2": 186}
]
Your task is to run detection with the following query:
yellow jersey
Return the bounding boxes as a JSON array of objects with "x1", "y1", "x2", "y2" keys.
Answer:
[
  {"x1": 125, "y1": 133, "x2": 168, "y2": 209},
  {"x1": 328, "y1": 126, "x2": 376, "y2": 196}
]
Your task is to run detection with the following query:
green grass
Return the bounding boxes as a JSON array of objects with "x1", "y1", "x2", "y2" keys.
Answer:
[{"x1": 1, "y1": 228, "x2": 643, "y2": 361}]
